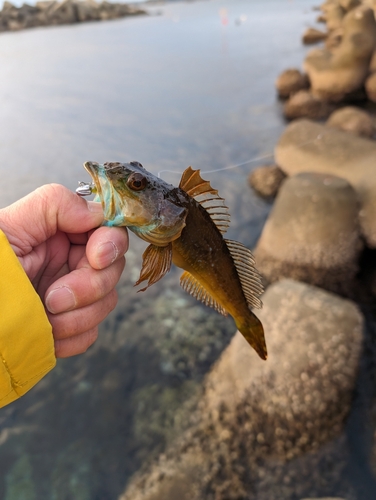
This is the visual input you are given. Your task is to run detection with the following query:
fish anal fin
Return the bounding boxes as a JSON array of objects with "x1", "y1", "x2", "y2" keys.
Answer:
[
  {"x1": 225, "y1": 239, "x2": 264, "y2": 309},
  {"x1": 180, "y1": 271, "x2": 228, "y2": 316},
  {"x1": 179, "y1": 167, "x2": 231, "y2": 234},
  {"x1": 135, "y1": 243, "x2": 172, "y2": 292}
]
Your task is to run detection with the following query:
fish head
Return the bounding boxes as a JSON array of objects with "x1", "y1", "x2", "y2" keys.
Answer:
[{"x1": 84, "y1": 161, "x2": 187, "y2": 246}]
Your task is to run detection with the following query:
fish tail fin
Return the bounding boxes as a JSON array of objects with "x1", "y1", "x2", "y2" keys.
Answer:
[{"x1": 235, "y1": 312, "x2": 267, "y2": 360}]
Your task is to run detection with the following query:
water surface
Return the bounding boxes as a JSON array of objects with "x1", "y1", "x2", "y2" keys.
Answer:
[{"x1": 0, "y1": 2, "x2": 335, "y2": 499}]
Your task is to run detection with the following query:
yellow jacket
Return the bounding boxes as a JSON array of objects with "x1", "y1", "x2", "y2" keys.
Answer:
[{"x1": 0, "y1": 230, "x2": 56, "y2": 408}]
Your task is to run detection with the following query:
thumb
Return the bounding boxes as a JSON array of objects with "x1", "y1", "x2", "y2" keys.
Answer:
[{"x1": 0, "y1": 184, "x2": 104, "y2": 249}]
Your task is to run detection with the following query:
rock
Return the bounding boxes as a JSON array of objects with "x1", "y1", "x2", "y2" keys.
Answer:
[
  {"x1": 301, "y1": 498, "x2": 346, "y2": 500},
  {"x1": 302, "y1": 27, "x2": 327, "y2": 44},
  {"x1": 275, "y1": 119, "x2": 376, "y2": 247},
  {"x1": 322, "y1": 3, "x2": 345, "y2": 31},
  {"x1": 284, "y1": 90, "x2": 334, "y2": 120},
  {"x1": 369, "y1": 49, "x2": 376, "y2": 73},
  {"x1": 205, "y1": 278, "x2": 364, "y2": 426},
  {"x1": 324, "y1": 27, "x2": 343, "y2": 49},
  {"x1": 275, "y1": 68, "x2": 310, "y2": 98},
  {"x1": 317, "y1": 13, "x2": 327, "y2": 23},
  {"x1": 248, "y1": 164, "x2": 286, "y2": 198},
  {"x1": 339, "y1": 0, "x2": 360, "y2": 10},
  {"x1": 0, "y1": 0, "x2": 146, "y2": 32},
  {"x1": 304, "y1": 6, "x2": 376, "y2": 102},
  {"x1": 47, "y1": 0, "x2": 78, "y2": 25},
  {"x1": 121, "y1": 279, "x2": 364, "y2": 500},
  {"x1": 75, "y1": 0, "x2": 100, "y2": 22},
  {"x1": 326, "y1": 105, "x2": 375, "y2": 138},
  {"x1": 254, "y1": 172, "x2": 362, "y2": 293},
  {"x1": 365, "y1": 71, "x2": 376, "y2": 101}
]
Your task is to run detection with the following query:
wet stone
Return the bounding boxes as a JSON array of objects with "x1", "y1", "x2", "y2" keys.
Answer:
[
  {"x1": 326, "y1": 106, "x2": 375, "y2": 138},
  {"x1": 302, "y1": 27, "x2": 327, "y2": 45},
  {"x1": 120, "y1": 279, "x2": 364, "y2": 500},
  {"x1": 304, "y1": 6, "x2": 376, "y2": 102},
  {"x1": 365, "y1": 71, "x2": 376, "y2": 102},
  {"x1": 321, "y1": 2, "x2": 345, "y2": 31},
  {"x1": 275, "y1": 118, "x2": 376, "y2": 248},
  {"x1": 301, "y1": 498, "x2": 346, "y2": 500},
  {"x1": 284, "y1": 90, "x2": 334, "y2": 120},
  {"x1": 254, "y1": 172, "x2": 362, "y2": 294},
  {"x1": 248, "y1": 164, "x2": 286, "y2": 199},
  {"x1": 275, "y1": 69, "x2": 310, "y2": 98}
]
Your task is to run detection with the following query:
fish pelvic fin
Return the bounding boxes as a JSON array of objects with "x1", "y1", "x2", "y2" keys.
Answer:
[
  {"x1": 236, "y1": 312, "x2": 267, "y2": 360},
  {"x1": 179, "y1": 167, "x2": 230, "y2": 234},
  {"x1": 135, "y1": 243, "x2": 172, "y2": 292},
  {"x1": 225, "y1": 239, "x2": 264, "y2": 309},
  {"x1": 180, "y1": 271, "x2": 228, "y2": 316}
]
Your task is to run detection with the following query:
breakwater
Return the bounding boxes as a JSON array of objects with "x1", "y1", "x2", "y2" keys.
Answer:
[{"x1": 0, "y1": 0, "x2": 146, "y2": 32}]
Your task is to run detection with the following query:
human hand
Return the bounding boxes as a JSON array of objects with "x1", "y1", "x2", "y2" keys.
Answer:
[{"x1": 0, "y1": 184, "x2": 128, "y2": 358}]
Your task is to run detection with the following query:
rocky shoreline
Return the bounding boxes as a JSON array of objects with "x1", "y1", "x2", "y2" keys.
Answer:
[
  {"x1": 118, "y1": 1, "x2": 376, "y2": 499},
  {"x1": 0, "y1": 0, "x2": 146, "y2": 33}
]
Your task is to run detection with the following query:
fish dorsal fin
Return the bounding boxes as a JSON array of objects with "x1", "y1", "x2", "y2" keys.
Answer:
[
  {"x1": 225, "y1": 239, "x2": 264, "y2": 309},
  {"x1": 179, "y1": 166, "x2": 230, "y2": 234},
  {"x1": 135, "y1": 243, "x2": 172, "y2": 292},
  {"x1": 180, "y1": 271, "x2": 228, "y2": 317}
]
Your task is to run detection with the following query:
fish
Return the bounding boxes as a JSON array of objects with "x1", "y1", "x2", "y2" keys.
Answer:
[{"x1": 83, "y1": 160, "x2": 267, "y2": 360}]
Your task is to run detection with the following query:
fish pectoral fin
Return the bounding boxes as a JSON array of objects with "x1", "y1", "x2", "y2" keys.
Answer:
[
  {"x1": 180, "y1": 271, "x2": 228, "y2": 316},
  {"x1": 225, "y1": 239, "x2": 264, "y2": 309},
  {"x1": 135, "y1": 243, "x2": 172, "y2": 292}
]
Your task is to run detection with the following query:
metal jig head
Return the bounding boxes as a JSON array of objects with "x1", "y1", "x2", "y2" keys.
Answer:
[{"x1": 76, "y1": 181, "x2": 95, "y2": 197}]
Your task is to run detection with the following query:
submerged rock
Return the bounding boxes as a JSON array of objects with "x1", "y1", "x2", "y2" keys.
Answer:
[
  {"x1": 248, "y1": 164, "x2": 286, "y2": 198},
  {"x1": 304, "y1": 6, "x2": 376, "y2": 101},
  {"x1": 275, "y1": 119, "x2": 376, "y2": 248},
  {"x1": 284, "y1": 90, "x2": 334, "y2": 120},
  {"x1": 326, "y1": 106, "x2": 375, "y2": 138},
  {"x1": 254, "y1": 172, "x2": 362, "y2": 293},
  {"x1": 275, "y1": 68, "x2": 310, "y2": 98},
  {"x1": 121, "y1": 279, "x2": 364, "y2": 500}
]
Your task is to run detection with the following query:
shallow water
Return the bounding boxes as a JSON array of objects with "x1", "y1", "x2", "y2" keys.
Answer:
[{"x1": 2, "y1": 1, "x2": 364, "y2": 499}]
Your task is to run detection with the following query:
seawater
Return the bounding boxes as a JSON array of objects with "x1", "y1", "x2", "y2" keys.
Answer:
[
  {"x1": 0, "y1": 1, "x2": 336, "y2": 499},
  {"x1": 0, "y1": 0, "x2": 315, "y2": 207}
]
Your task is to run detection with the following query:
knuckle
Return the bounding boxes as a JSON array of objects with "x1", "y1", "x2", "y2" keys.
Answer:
[{"x1": 92, "y1": 267, "x2": 115, "y2": 299}]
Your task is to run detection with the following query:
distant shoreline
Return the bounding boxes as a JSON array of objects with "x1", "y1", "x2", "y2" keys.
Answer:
[{"x1": 0, "y1": 0, "x2": 147, "y2": 33}]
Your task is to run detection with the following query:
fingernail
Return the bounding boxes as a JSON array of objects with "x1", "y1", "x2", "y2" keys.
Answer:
[
  {"x1": 46, "y1": 286, "x2": 76, "y2": 314},
  {"x1": 87, "y1": 201, "x2": 103, "y2": 213},
  {"x1": 97, "y1": 241, "x2": 118, "y2": 269}
]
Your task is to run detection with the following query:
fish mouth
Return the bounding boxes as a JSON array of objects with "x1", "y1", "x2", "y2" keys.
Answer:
[{"x1": 84, "y1": 161, "x2": 124, "y2": 225}]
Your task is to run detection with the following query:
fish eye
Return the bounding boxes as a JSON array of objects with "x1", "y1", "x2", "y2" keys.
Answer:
[{"x1": 127, "y1": 172, "x2": 147, "y2": 191}]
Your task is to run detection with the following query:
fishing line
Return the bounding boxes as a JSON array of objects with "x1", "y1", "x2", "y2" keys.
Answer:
[{"x1": 156, "y1": 132, "x2": 326, "y2": 178}]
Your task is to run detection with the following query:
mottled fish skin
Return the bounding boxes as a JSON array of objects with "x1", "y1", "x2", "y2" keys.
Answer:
[
  {"x1": 170, "y1": 190, "x2": 266, "y2": 360},
  {"x1": 83, "y1": 161, "x2": 267, "y2": 360}
]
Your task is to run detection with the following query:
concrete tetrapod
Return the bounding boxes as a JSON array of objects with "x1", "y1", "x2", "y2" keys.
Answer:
[
  {"x1": 254, "y1": 172, "x2": 362, "y2": 293},
  {"x1": 121, "y1": 280, "x2": 364, "y2": 500},
  {"x1": 275, "y1": 119, "x2": 376, "y2": 248}
]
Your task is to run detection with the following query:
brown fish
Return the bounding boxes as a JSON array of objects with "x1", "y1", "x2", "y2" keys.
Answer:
[{"x1": 83, "y1": 161, "x2": 267, "y2": 360}]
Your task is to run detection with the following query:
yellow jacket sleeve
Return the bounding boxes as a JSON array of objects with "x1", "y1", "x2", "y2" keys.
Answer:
[{"x1": 0, "y1": 230, "x2": 56, "y2": 408}]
